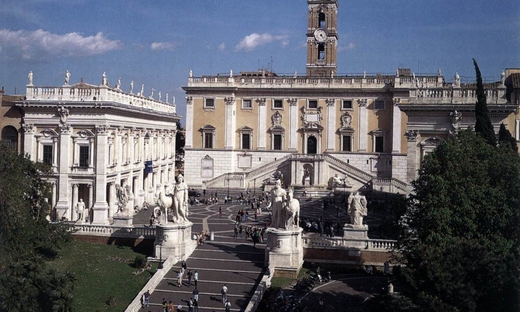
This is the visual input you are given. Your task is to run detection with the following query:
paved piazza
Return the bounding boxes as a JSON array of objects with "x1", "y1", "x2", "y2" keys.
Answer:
[{"x1": 133, "y1": 191, "x2": 387, "y2": 311}]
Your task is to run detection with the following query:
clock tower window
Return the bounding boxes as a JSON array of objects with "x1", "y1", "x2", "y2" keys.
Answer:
[
  {"x1": 318, "y1": 44, "x2": 325, "y2": 60},
  {"x1": 319, "y1": 12, "x2": 326, "y2": 28}
]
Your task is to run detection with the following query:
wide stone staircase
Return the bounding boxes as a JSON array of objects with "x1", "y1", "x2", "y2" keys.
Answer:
[{"x1": 140, "y1": 203, "x2": 267, "y2": 311}]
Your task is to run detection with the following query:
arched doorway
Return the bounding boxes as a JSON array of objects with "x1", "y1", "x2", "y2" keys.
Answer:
[{"x1": 307, "y1": 136, "x2": 317, "y2": 154}]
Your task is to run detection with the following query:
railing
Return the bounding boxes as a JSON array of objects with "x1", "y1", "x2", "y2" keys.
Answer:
[
  {"x1": 302, "y1": 235, "x2": 396, "y2": 251},
  {"x1": 323, "y1": 154, "x2": 375, "y2": 182},
  {"x1": 26, "y1": 85, "x2": 176, "y2": 115},
  {"x1": 70, "y1": 224, "x2": 156, "y2": 238}
]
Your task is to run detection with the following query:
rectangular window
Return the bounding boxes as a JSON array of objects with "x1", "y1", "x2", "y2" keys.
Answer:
[
  {"x1": 242, "y1": 99, "x2": 252, "y2": 109},
  {"x1": 342, "y1": 135, "x2": 352, "y2": 152},
  {"x1": 273, "y1": 134, "x2": 282, "y2": 150},
  {"x1": 241, "y1": 133, "x2": 251, "y2": 150},
  {"x1": 375, "y1": 137, "x2": 384, "y2": 153},
  {"x1": 342, "y1": 100, "x2": 352, "y2": 109},
  {"x1": 204, "y1": 133, "x2": 213, "y2": 149},
  {"x1": 308, "y1": 100, "x2": 318, "y2": 109},
  {"x1": 374, "y1": 100, "x2": 385, "y2": 110},
  {"x1": 43, "y1": 145, "x2": 53, "y2": 165},
  {"x1": 273, "y1": 99, "x2": 283, "y2": 109},
  {"x1": 204, "y1": 98, "x2": 215, "y2": 108},
  {"x1": 79, "y1": 145, "x2": 89, "y2": 168}
]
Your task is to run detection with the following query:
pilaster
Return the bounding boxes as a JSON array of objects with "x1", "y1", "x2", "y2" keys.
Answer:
[
  {"x1": 185, "y1": 96, "x2": 193, "y2": 148},
  {"x1": 326, "y1": 98, "x2": 336, "y2": 151},
  {"x1": 357, "y1": 99, "x2": 368, "y2": 152},
  {"x1": 392, "y1": 98, "x2": 402, "y2": 153},
  {"x1": 92, "y1": 125, "x2": 110, "y2": 225},
  {"x1": 288, "y1": 98, "x2": 298, "y2": 151},
  {"x1": 224, "y1": 96, "x2": 235, "y2": 150},
  {"x1": 405, "y1": 130, "x2": 418, "y2": 183},
  {"x1": 257, "y1": 98, "x2": 267, "y2": 149}
]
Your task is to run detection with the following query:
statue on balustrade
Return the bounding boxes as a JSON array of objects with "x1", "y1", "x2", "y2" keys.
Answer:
[{"x1": 347, "y1": 192, "x2": 367, "y2": 226}]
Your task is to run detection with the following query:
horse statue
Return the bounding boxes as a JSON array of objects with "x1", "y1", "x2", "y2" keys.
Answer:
[
  {"x1": 154, "y1": 184, "x2": 173, "y2": 224},
  {"x1": 284, "y1": 189, "x2": 300, "y2": 230}
]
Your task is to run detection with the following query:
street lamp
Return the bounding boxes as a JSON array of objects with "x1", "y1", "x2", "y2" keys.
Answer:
[
  {"x1": 158, "y1": 245, "x2": 163, "y2": 269},
  {"x1": 253, "y1": 178, "x2": 256, "y2": 197}
]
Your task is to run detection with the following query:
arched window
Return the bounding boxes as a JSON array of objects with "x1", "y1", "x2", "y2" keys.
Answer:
[
  {"x1": 319, "y1": 12, "x2": 326, "y2": 28},
  {"x1": 1, "y1": 126, "x2": 18, "y2": 150},
  {"x1": 307, "y1": 136, "x2": 317, "y2": 154}
]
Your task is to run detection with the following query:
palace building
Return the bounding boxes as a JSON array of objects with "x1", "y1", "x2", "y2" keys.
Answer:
[
  {"x1": 0, "y1": 74, "x2": 180, "y2": 224},
  {"x1": 182, "y1": 0, "x2": 518, "y2": 193}
]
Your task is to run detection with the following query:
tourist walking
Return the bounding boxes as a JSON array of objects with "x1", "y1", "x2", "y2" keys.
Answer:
[
  {"x1": 224, "y1": 299, "x2": 231, "y2": 312},
  {"x1": 142, "y1": 290, "x2": 150, "y2": 307},
  {"x1": 193, "y1": 270, "x2": 198, "y2": 286},
  {"x1": 193, "y1": 298, "x2": 199, "y2": 312},
  {"x1": 219, "y1": 206, "x2": 222, "y2": 217},
  {"x1": 177, "y1": 270, "x2": 183, "y2": 287},
  {"x1": 192, "y1": 287, "x2": 199, "y2": 301},
  {"x1": 186, "y1": 269, "x2": 193, "y2": 287},
  {"x1": 187, "y1": 298, "x2": 194, "y2": 312},
  {"x1": 221, "y1": 283, "x2": 228, "y2": 303}
]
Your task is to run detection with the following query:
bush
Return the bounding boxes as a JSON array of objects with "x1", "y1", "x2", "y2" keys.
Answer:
[{"x1": 133, "y1": 255, "x2": 147, "y2": 269}]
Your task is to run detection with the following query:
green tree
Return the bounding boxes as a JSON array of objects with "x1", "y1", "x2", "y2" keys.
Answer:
[
  {"x1": 0, "y1": 142, "x2": 74, "y2": 311},
  {"x1": 473, "y1": 59, "x2": 497, "y2": 146},
  {"x1": 393, "y1": 130, "x2": 520, "y2": 312},
  {"x1": 498, "y1": 122, "x2": 518, "y2": 152}
]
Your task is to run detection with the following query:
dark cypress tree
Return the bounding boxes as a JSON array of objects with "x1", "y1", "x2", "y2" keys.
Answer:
[
  {"x1": 498, "y1": 123, "x2": 518, "y2": 152},
  {"x1": 473, "y1": 58, "x2": 497, "y2": 146}
]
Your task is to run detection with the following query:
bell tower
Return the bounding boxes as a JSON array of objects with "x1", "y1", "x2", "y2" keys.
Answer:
[{"x1": 306, "y1": 0, "x2": 338, "y2": 77}]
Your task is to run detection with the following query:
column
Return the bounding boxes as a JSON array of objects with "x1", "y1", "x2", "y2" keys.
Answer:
[
  {"x1": 257, "y1": 98, "x2": 267, "y2": 150},
  {"x1": 357, "y1": 99, "x2": 368, "y2": 152},
  {"x1": 326, "y1": 98, "x2": 336, "y2": 151},
  {"x1": 288, "y1": 98, "x2": 298, "y2": 151},
  {"x1": 55, "y1": 124, "x2": 72, "y2": 220},
  {"x1": 224, "y1": 96, "x2": 236, "y2": 149},
  {"x1": 51, "y1": 182, "x2": 57, "y2": 221},
  {"x1": 108, "y1": 182, "x2": 116, "y2": 218},
  {"x1": 88, "y1": 184, "x2": 93, "y2": 222},
  {"x1": 392, "y1": 98, "x2": 402, "y2": 153},
  {"x1": 185, "y1": 97, "x2": 193, "y2": 148},
  {"x1": 72, "y1": 184, "x2": 78, "y2": 221},
  {"x1": 92, "y1": 125, "x2": 110, "y2": 225}
]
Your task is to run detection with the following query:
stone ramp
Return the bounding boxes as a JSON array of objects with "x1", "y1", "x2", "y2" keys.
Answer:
[{"x1": 139, "y1": 203, "x2": 268, "y2": 311}]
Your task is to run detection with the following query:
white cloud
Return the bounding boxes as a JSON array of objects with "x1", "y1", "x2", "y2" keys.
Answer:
[
  {"x1": 0, "y1": 29, "x2": 122, "y2": 60},
  {"x1": 150, "y1": 42, "x2": 176, "y2": 51},
  {"x1": 338, "y1": 42, "x2": 356, "y2": 52},
  {"x1": 235, "y1": 33, "x2": 289, "y2": 52},
  {"x1": 218, "y1": 42, "x2": 226, "y2": 51}
]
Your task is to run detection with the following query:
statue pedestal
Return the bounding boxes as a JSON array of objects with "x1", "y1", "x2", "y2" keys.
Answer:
[
  {"x1": 112, "y1": 215, "x2": 133, "y2": 227},
  {"x1": 154, "y1": 222, "x2": 196, "y2": 261},
  {"x1": 265, "y1": 227, "x2": 304, "y2": 278},
  {"x1": 343, "y1": 224, "x2": 368, "y2": 248}
]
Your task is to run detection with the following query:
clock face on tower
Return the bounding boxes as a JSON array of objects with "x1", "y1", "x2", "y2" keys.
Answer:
[{"x1": 314, "y1": 28, "x2": 327, "y2": 42}]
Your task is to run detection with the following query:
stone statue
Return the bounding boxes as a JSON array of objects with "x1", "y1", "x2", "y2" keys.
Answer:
[
  {"x1": 65, "y1": 70, "x2": 70, "y2": 85},
  {"x1": 76, "y1": 198, "x2": 86, "y2": 223},
  {"x1": 116, "y1": 77, "x2": 121, "y2": 89},
  {"x1": 500, "y1": 70, "x2": 505, "y2": 86},
  {"x1": 116, "y1": 181, "x2": 132, "y2": 216},
  {"x1": 28, "y1": 71, "x2": 33, "y2": 85},
  {"x1": 101, "y1": 72, "x2": 107, "y2": 86},
  {"x1": 155, "y1": 184, "x2": 172, "y2": 224},
  {"x1": 284, "y1": 189, "x2": 300, "y2": 230},
  {"x1": 347, "y1": 192, "x2": 368, "y2": 226},
  {"x1": 140, "y1": 84, "x2": 144, "y2": 97},
  {"x1": 454, "y1": 72, "x2": 460, "y2": 87},
  {"x1": 130, "y1": 81, "x2": 134, "y2": 94},
  {"x1": 173, "y1": 174, "x2": 189, "y2": 223},
  {"x1": 270, "y1": 179, "x2": 287, "y2": 229},
  {"x1": 332, "y1": 174, "x2": 343, "y2": 186},
  {"x1": 158, "y1": 91, "x2": 162, "y2": 101},
  {"x1": 166, "y1": 93, "x2": 169, "y2": 104}
]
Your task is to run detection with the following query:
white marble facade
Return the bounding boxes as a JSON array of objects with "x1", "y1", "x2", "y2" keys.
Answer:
[{"x1": 17, "y1": 75, "x2": 180, "y2": 224}]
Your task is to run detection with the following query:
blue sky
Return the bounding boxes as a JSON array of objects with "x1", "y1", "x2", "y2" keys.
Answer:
[{"x1": 1, "y1": 0, "x2": 518, "y2": 124}]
